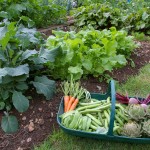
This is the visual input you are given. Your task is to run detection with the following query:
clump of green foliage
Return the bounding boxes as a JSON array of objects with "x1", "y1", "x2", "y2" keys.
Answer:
[
  {"x1": 0, "y1": 20, "x2": 60, "y2": 133},
  {"x1": 0, "y1": 0, "x2": 66, "y2": 28},
  {"x1": 45, "y1": 27, "x2": 138, "y2": 80},
  {"x1": 72, "y1": 0, "x2": 150, "y2": 35},
  {"x1": 131, "y1": 32, "x2": 150, "y2": 41}
]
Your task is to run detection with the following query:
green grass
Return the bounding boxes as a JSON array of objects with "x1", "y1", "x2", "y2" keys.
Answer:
[
  {"x1": 34, "y1": 129, "x2": 150, "y2": 150},
  {"x1": 34, "y1": 64, "x2": 150, "y2": 150},
  {"x1": 116, "y1": 64, "x2": 150, "y2": 97}
]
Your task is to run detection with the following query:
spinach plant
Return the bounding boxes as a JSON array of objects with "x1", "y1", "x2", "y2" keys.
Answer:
[{"x1": 0, "y1": 20, "x2": 60, "y2": 133}]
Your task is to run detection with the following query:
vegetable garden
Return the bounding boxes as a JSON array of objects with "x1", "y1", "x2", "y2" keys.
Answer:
[{"x1": 0, "y1": 0, "x2": 150, "y2": 149}]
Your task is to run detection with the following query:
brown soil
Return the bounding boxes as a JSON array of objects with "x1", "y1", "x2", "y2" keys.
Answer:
[{"x1": 0, "y1": 27, "x2": 150, "y2": 150}]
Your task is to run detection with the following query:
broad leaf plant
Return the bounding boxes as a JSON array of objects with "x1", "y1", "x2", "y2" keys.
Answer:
[{"x1": 0, "y1": 20, "x2": 60, "y2": 133}]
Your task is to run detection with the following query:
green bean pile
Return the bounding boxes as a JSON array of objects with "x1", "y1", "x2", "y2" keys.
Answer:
[{"x1": 60, "y1": 97, "x2": 128, "y2": 134}]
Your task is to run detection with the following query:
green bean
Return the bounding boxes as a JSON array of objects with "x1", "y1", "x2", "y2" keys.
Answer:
[
  {"x1": 106, "y1": 97, "x2": 111, "y2": 103},
  {"x1": 80, "y1": 109, "x2": 100, "y2": 114},
  {"x1": 80, "y1": 103, "x2": 111, "y2": 114},
  {"x1": 86, "y1": 117, "x2": 92, "y2": 131},
  {"x1": 91, "y1": 99, "x2": 107, "y2": 102},
  {"x1": 86, "y1": 114, "x2": 102, "y2": 126},
  {"x1": 116, "y1": 103, "x2": 125, "y2": 112},
  {"x1": 91, "y1": 113, "x2": 98, "y2": 119},
  {"x1": 76, "y1": 103, "x2": 101, "y2": 111},
  {"x1": 104, "y1": 110, "x2": 110, "y2": 123},
  {"x1": 80, "y1": 105, "x2": 110, "y2": 114},
  {"x1": 91, "y1": 120, "x2": 100, "y2": 127},
  {"x1": 107, "y1": 109, "x2": 110, "y2": 115},
  {"x1": 113, "y1": 126, "x2": 120, "y2": 132},
  {"x1": 98, "y1": 112, "x2": 104, "y2": 125},
  {"x1": 79, "y1": 101, "x2": 102, "y2": 106},
  {"x1": 61, "y1": 110, "x2": 75, "y2": 119},
  {"x1": 69, "y1": 111, "x2": 81, "y2": 129},
  {"x1": 82, "y1": 116, "x2": 88, "y2": 130},
  {"x1": 78, "y1": 118, "x2": 83, "y2": 130},
  {"x1": 90, "y1": 124, "x2": 97, "y2": 130},
  {"x1": 63, "y1": 116, "x2": 72, "y2": 127},
  {"x1": 116, "y1": 109, "x2": 128, "y2": 121},
  {"x1": 115, "y1": 115, "x2": 124, "y2": 126},
  {"x1": 104, "y1": 118, "x2": 108, "y2": 129}
]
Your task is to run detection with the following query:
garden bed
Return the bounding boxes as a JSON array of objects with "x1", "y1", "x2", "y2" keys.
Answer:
[{"x1": 0, "y1": 41, "x2": 150, "y2": 150}]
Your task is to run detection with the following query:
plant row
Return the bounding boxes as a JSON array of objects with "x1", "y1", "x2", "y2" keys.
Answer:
[
  {"x1": 0, "y1": 0, "x2": 66, "y2": 28},
  {"x1": 46, "y1": 27, "x2": 138, "y2": 80},
  {"x1": 72, "y1": 0, "x2": 150, "y2": 35}
]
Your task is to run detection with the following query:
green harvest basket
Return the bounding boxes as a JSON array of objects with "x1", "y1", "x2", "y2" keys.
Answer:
[{"x1": 57, "y1": 80, "x2": 150, "y2": 144}]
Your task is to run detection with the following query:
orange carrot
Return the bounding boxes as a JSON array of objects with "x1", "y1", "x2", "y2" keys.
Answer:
[
  {"x1": 64, "y1": 95, "x2": 70, "y2": 112},
  {"x1": 61, "y1": 81, "x2": 70, "y2": 112},
  {"x1": 66, "y1": 78, "x2": 79, "y2": 112},
  {"x1": 66, "y1": 96, "x2": 75, "y2": 112},
  {"x1": 69, "y1": 98, "x2": 79, "y2": 111},
  {"x1": 69, "y1": 87, "x2": 85, "y2": 111}
]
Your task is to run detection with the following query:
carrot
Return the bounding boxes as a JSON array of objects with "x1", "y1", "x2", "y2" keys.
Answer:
[
  {"x1": 66, "y1": 77, "x2": 79, "y2": 111},
  {"x1": 69, "y1": 98, "x2": 79, "y2": 111},
  {"x1": 69, "y1": 95, "x2": 72, "y2": 99},
  {"x1": 62, "y1": 75, "x2": 86, "y2": 112},
  {"x1": 64, "y1": 95, "x2": 70, "y2": 112},
  {"x1": 66, "y1": 96, "x2": 75, "y2": 112},
  {"x1": 68, "y1": 87, "x2": 85, "y2": 111},
  {"x1": 61, "y1": 81, "x2": 70, "y2": 112}
]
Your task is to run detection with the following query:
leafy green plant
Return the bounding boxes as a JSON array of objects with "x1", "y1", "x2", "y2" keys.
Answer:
[
  {"x1": 0, "y1": 0, "x2": 66, "y2": 28},
  {"x1": 72, "y1": 3, "x2": 121, "y2": 30},
  {"x1": 77, "y1": 0, "x2": 119, "y2": 7},
  {"x1": 0, "y1": 20, "x2": 60, "y2": 133},
  {"x1": 45, "y1": 27, "x2": 137, "y2": 80},
  {"x1": 25, "y1": 1, "x2": 66, "y2": 28},
  {"x1": 72, "y1": 0, "x2": 150, "y2": 35},
  {"x1": 131, "y1": 32, "x2": 150, "y2": 41}
]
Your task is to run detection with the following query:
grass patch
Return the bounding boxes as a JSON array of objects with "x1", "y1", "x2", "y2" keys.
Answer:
[
  {"x1": 35, "y1": 130, "x2": 150, "y2": 150},
  {"x1": 116, "y1": 64, "x2": 150, "y2": 97},
  {"x1": 34, "y1": 64, "x2": 150, "y2": 150}
]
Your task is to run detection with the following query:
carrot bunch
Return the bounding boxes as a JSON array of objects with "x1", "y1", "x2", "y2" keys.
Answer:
[{"x1": 61, "y1": 78, "x2": 85, "y2": 113}]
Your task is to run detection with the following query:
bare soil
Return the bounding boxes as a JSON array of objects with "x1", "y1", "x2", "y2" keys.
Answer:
[{"x1": 0, "y1": 26, "x2": 150, "y2": 150}]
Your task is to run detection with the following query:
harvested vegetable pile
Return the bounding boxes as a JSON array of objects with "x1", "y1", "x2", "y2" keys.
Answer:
[
  {"x1": 60, "y1": 97, "x2": 111, "y2": 133},
  {"x1": 116, "y1": 93, "x2": 150, "y2": 138},
  {"x1": 59, "y1": 79, "x2": 150, "y2": 138}
]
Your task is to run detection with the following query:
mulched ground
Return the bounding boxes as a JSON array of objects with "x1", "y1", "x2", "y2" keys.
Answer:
[{"x1": 0, "y1": 27, "x2": 150, "y2": 150}]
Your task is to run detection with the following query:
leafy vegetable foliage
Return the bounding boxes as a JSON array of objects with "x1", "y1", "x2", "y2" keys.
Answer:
[
  {"x1": 46, "y1": 27, "x2": 138, "y2": 80},
  {"x1": 1, "y1": 114, "x2": 19, "y2": 133},
  {"x1": 72, "y1": 0, "x2": 150, "y2": 35},
  {"x1": 0, "y1": 20, "x2": 59, "y2": 133},
  {"x1": 0, "y1": 0, "x2": 66, "y2": 28},
  {"x1": 31, "y1": 76, "x2": 56, "y2": 100}
]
